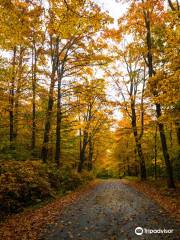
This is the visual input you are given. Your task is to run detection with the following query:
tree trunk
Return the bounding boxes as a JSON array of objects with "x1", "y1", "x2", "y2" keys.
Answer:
[
  {"x1": 167, "y1": 0, "x2": 176, "y2": 11},
  {"x1": 78, "y1": 130, "x2": 88, "y2": 172},
  {"x1": 55, "y1": 66, "x2": 62, "y2": 167},
  {"x1": 79, "y1": 127, "x2": 82, "y2": 154},
  {"x1": 154, "y1": 124, "x2": 157, "y2": 180},
  {"x1": 131, "y1": 102, "x2": 146, "y2": 180},
  {"x1": 41, "y1": 37, "x2": 58, "y2": 162},
  {"x1": 31, "y1": 42, "x2": 37, "y2": 153},
  {"x1": 127, "y1": 162, "x2": 130, "y2": 176},
  {"x1": 9, "y1": 47, "x2": 16, "y2": 148},
  {"x1": 143, "y1": 8, "x2": 175, "y2": 188},
  {"x1": 32, "y1": 80, "x2": 36, "y2": 152},
  {"x1": 137, "y1": 141, "x2": 146, "y2": 180},
  {"x1": 14, "y1": 46, "x2": 24, "y2": 143},
  {"x1": 41, "y1": 79, "x2": 55, "y2": 162},
  {"x1": 134, "y1": 148, "x2": 138, "y2": 176},
  {"x1": 88, "y1": 135, "x2": 93, "y2": 171},
  {"x1": 14, "y1": 84, "x2": 20, "y2": 141},
  {"x1": 156, "y1": 104, "x2": 175, "y2": 188},
  {"x1": 175, "y1": 121, "x2": 180, "y2": 145}
]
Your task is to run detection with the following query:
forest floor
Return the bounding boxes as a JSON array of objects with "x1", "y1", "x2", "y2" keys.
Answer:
[{"x1": 0, "y1": 179, "x2": 179, "y2": 240}]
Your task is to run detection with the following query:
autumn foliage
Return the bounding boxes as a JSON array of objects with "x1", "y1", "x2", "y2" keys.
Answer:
[
  {"x1": 0, "y1": 160, "x2": 94, "y2": 217},
  {"x1": 0, "y1": 0, "x2": 179, "y2": 219}
]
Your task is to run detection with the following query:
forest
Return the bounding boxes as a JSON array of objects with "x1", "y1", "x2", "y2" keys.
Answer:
[{"x1": 0, "y1": 0, "x2": 179, "y2": 220}]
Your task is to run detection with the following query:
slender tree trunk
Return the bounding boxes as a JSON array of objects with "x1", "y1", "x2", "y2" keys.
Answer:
[
  {"x1": 41, "y1": 79, "x2": 55, "y2": 162},
  {"x1": 156, "y1": 104, "x2": 175, "y2": 187},
  {"x1": 131, "y1": 102, "x2": 146, "y2": 180},
  {"x1": 78, "y1": 130, "x2": 88, "y2": 172},
  {"x1": 55, "y1": 43, "x2": 70, "y2": 166},
  {"x1": 9, "y1": 47, "x2": 16, "y2": 148},
  {"x1": 55, "y1": 66, "x2": 62, "y2": 166},
  {"x1": 14, "y1": 46, "x2": 24, "y2": 142},
  {"x1": 31, "y1": 42, "x2": 37, "y2": 153},
  {"x1": 154, "y1": 124, "x2": 157, "y2": 180},
  {"x1": 32, "y1": 81, "x2": 36, "y2": 152},
  {"x1": 41, "y1": 37, "x2": 58, "y2": 162},
  {"x1": 134, "y1": 148, "x2": 138, "y2": 176},
  {"x1": 79, "y1": 116, "x2": 82, "y2": 163},
  {"x1": 127, "y1": 158, "x2": 130, "y2": 176},
  {"x1": 175, "y1": 120, "x2": 180, "y2": 145},
  {"x1": 169, "y1": 123, "x2": 173, "y2": 150},
  {"x1": 123, "y1": 163, "x2": 126, "y2": 177},
  {"x1": 137, "y1": 141, "x2": 146, "y2": 180},
  {"x1": 118, "y1": 163, "x2": 121, "y2": 178},
  {"x1": 88, "y1": 135, "x2": 93, "y2": 171},
  {"x1": 79, "y1": 128, "x2": 82, "y2": 155},
  {"x1": 144, "y1": 9, "x2": 175, "y2": 188},
  {"x1": 177, "y1": 127, "x2": 180, "y2": 145},
  {"x1": 126, "y1": 142, "x2": 130, "y2": 176},
  {"x1": 14, "y1": 84, "x2": 20, "y2": 141},
  {"x1": 167, "y1": 0, "x2": 176, "y2": 11}
]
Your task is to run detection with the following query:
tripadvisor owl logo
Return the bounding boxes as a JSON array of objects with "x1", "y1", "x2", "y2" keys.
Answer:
[
  {"x1": 135, "y1": 227, "x2": 143, "y2": 235},
  {"x1": 135, "y1": 226, "x2": 174, "y2": 235}
]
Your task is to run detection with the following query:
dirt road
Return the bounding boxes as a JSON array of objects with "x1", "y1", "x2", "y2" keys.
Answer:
[{"x1": 42, "y1": 179, "x2": 179, "y2": 240}]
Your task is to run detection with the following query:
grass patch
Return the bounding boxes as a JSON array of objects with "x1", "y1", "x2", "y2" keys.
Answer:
[{"x1": 123, "y1": 176, "x2": 139, "y2": 181}]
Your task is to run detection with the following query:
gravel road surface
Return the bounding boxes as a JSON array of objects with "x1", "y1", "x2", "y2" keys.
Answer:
[{"x1": 42, "y1": 179, "x2": 179, "y2": 240}]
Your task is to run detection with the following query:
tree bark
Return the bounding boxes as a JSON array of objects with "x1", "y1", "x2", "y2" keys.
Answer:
[
  {"x1": 167, "y1": 0, "x2": 176, "y2": 11},
  {"x1": 154, "y1": 124, "x2": 157, "y2": 180},
  {"x1": 78, "y1": 130, "x2": 88, "y2": 172},
  {"x1": 88, "y1": 135, "x2": 93, "y2": 171},
  {"x1": 156, "y1": 103, "x2": 175, "y2": 187},
  {"x1": 143, "y1": 7, "x2": 175, "y2": 188},
  {"x1": 41, "y1": 78, "x2": 55, "y2": 162},
  {"x1": 55, "y1": 65, "x2": 62, "y2": 166},
  {"x1": 176, "y1": 124, "x2": 180, "y2": 145},
  {"x1": 14, "y1": 46, "x2": 24, "y2": 142},
  {"x1": 174, "y1": 102, "x2": 180, "y2": 144},
  {"x1": 9, "y1": 47, "x2": 16, "y2": 148},
  {"x1": 55, "y1": 43, "x2": 69, "y2": 166},
  {"x1": 41, "y1": 37, "x2": 59, "y2": 162},
  {"x1": 31, "y1": 41, "x2": 37, "y2": 153},
  {"x1": 131, "y1": 100, "x2": 146, "y2": 180}
]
